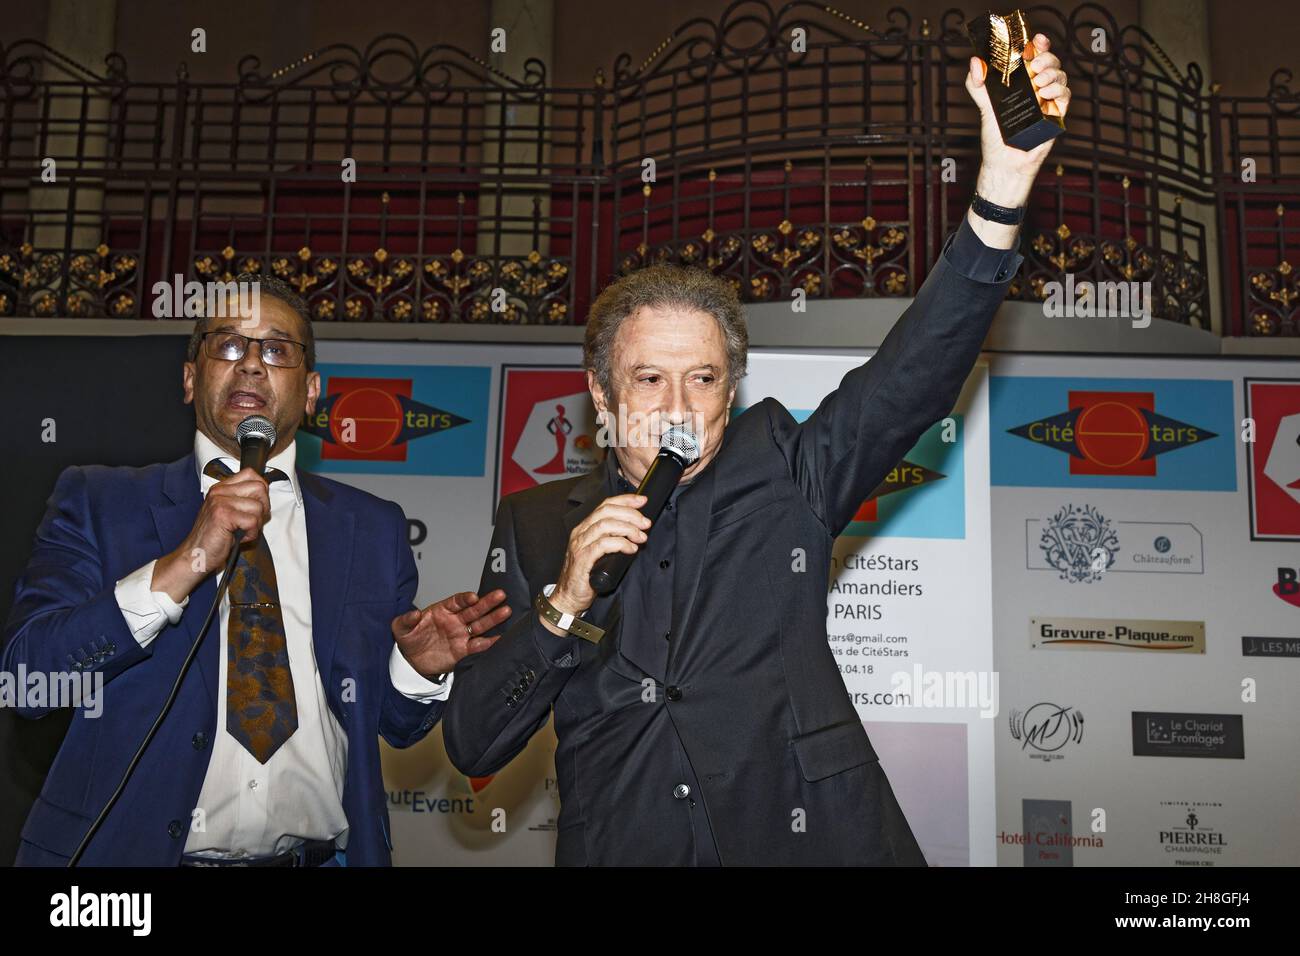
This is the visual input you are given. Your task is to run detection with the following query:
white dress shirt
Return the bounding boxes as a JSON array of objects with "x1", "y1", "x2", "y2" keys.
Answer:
[{"x1": 113, "y1": 431, "x2": 450, "y2": 858}]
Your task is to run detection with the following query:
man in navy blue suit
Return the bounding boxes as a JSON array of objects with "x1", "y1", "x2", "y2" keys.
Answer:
[{"x1": 3, "y1": 274, "x2": 509, "y2": 866}]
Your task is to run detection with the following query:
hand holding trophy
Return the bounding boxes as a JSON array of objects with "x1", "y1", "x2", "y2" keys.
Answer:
[{"x1": 966, "y1": 10, "x2": 1067, "y2": 150}]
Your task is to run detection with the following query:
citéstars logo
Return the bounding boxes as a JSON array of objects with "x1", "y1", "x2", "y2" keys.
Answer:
[
  {"x1": 1011, "y1": 391, "x2": 1210, "y2": 474},
  {"x1": 990, "y1": 377, "x2": 1236, "y2": 491},
  {"x1": 298, "y1": 364, "x2": 489, "y2": 476}
]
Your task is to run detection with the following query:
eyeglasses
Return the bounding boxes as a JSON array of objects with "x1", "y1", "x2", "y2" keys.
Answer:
[{"x1": 201, "y1": 331, "x2": 307, "y2": 368}]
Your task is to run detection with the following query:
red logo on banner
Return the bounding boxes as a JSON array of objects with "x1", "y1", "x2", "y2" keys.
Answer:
[
  {"x1": 497, "y1": 367, "x2": 600, "y2": 502},
  {"x1": 1246, "y1": 379, "x2": 1300, "y2": 541},
  {"x1": 320, "y1": 378, "x2": 411, "y2": 461}
]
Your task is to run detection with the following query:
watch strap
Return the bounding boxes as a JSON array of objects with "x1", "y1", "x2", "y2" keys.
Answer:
[
  {"x1": 536, "y1": 587, "x2": 605, "y2": 643},
  {"x1": 971, "y1": 192, "x2": 1026, "y2": 225}
]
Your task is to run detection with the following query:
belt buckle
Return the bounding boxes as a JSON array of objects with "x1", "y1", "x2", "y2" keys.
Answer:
[{"x1": 292, "y1": 839, "x2": 335, "y2": 867}]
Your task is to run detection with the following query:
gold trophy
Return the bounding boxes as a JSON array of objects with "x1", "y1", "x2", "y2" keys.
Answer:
[{"x1": 965, "y1": 10, "x2": 1065, "y2": 150}]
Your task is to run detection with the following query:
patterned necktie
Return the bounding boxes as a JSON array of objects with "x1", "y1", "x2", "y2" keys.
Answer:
[{"x1": 203, "y1": 458, "x2": 297, "y2": 763}]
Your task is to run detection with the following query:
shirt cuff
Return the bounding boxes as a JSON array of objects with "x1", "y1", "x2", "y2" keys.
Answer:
[
  {"x1": 943, "y1": 213, "x2": 1024, "y2": 284},
  {"x1": 114, "y1": 559, "x2": 188, "y2": 650},
  {"x1": 389, "y1": 643, "x2": 453, "y2": 702}
]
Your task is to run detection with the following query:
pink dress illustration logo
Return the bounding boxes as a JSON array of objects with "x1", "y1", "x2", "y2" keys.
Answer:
[
  {"x1": 497, "y1": 369, "x2": 601, "y2": 500},
  {"x1": 535, "y1": 403, "x2": 574, "y2": 474}
]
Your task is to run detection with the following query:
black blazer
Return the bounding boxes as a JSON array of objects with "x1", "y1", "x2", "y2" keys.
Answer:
[{"x1": 444, "y1": 224, "x2": 1014, "y2": 865}]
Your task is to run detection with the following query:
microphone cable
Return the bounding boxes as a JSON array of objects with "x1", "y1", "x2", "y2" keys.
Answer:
[{"x1": 67, "y1": 538, "x2": 244, "y2": 866}]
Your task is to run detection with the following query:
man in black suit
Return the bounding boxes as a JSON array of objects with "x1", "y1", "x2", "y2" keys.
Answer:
[{"x1": 444, "y1": 37, "x2": 1071, "y2": 864}]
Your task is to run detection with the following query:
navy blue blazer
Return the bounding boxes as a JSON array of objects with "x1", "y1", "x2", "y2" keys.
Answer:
[{"x1": 3, "y1": 452, "x2": 440, "y2": 866}]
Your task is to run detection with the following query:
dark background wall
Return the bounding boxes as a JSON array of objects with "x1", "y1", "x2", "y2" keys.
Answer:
[{"x1": 0, "y1": 335, "x2": 194, "y2": 863}]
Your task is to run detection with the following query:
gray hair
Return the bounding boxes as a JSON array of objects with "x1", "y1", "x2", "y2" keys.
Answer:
[{"x1": 583, "y1": 263, "x2": 748, "y2": 398}]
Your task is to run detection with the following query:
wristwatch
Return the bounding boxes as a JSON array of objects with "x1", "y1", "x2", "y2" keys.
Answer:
[
  {"x1": 971, "y1": 191, "x2": 1026, "y2": 225},
  {"x1": 535, "y1": 584, "x2": 605, "y2": 643}
]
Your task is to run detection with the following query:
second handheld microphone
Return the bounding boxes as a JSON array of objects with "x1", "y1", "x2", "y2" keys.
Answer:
[{"x1": 589, "y1": 424, "x2": 700, "y2": 595}]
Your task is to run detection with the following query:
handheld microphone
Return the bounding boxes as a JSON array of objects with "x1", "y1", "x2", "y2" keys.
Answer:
[
  {"x1": 236, "y1": 414, "x2": 277, "y2": 477},
  {"x1": 233, "y1": 415, "x2": 276, "y2": 544},
  {"x1": 589, "y1": 424, "x2": 701, "y2": 595}
]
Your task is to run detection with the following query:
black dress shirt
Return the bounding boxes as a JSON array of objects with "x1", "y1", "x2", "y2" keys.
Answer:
[{"x1": 607, "y1": 454, "x2": 721, "y2": 865}]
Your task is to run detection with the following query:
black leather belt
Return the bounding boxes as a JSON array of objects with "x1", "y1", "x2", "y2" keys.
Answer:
[{"x1": 180, "y1": 838, "x2": 338, "y2": 867}]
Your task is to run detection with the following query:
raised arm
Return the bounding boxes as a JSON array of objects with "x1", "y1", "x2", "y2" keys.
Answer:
[
  {"x1": 768, "y1": 32, "x2": 1071, "y2": 536},
  {"x1": 767, "y1": 218, "x2": 1019, "y2": 537}
]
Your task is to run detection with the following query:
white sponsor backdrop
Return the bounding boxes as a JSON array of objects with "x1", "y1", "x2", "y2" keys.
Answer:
[
  {"x1": 309, "y1": 341, "x2": 566, "y2": 866},
  {"x1": 989, "y1": 354, "x2": 1300, "y2": 868},
  {"x1": 311, "y1": 340, "x2": 1299, "y2": 866}
]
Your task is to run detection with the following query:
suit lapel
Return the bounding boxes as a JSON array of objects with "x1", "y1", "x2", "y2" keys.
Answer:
[
  {"x1": 562, "y1": 468, "x2": 606, "y2": 537},
  {"x1": 150, "y1": 453, "x2": 219, "y2": 707},
  {"x1": 300, "y1": 471, "x2": 354, "y2": 692}
]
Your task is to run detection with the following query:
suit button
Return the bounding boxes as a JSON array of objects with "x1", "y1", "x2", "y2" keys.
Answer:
[
  {"x1": 659, "y1": 559, "x2": 671, "y2": 569},
  {"x1": 666, "y1": 686, "x2": 682, "y2": 701},
  {"x1": 192, "y1": 732, "x2": 207, "y2": 750},
  {"x1": 672, "y1": 784, "x2": 690, "y2": 800},
  {"x1": 167, "y1": 820, "x2": 184, "y2": 839},
  {"x1": 524, "y1": 669, "x2": 535, "y2": 681}
]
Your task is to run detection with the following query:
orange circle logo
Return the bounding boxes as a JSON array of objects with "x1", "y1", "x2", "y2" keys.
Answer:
[
  {"x1": 331, "y1": 387, "x2": 404, "y2": 453},
  {"x1": 1075, "y1": 402, "x2": 1149, "y2": 468}
]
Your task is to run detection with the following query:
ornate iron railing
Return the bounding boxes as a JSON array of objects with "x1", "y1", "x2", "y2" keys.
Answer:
[{"x1": 1, "y1": 2, "x2": 1297, "y2": 334}]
